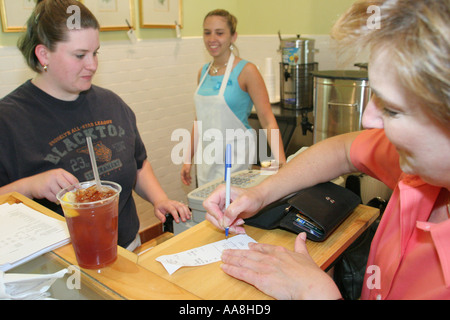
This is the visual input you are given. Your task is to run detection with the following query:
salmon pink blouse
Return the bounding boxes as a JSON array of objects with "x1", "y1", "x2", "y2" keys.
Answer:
[{"x1": 350, "y1": 129, "x2": 450, "y2": 300}]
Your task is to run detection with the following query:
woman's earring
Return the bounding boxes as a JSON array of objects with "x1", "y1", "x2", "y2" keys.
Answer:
[
  {"x1": 43, "y1": 65, "x2": 48, "y2": 72},
  {"x1": 230, "y1": 44, "x2": 234, "y2": 51}
]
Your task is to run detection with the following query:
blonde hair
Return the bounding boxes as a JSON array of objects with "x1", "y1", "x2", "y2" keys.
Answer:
[
  {"x1": 204, "y1": 9, "x2": 238, "y2": 35},
  {"x1": 332, "y1": 0, "x2": 450, "y2": 124}
]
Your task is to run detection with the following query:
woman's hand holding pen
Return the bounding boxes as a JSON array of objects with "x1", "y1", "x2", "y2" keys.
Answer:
[
  {"x1": 203, "y1": 184, "x2": 264, "y2": 234},
  {"x1": 203, "y1": 184, "x2": 245, "y2": 234}
]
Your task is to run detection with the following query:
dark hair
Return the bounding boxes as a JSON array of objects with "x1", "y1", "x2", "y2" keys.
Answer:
[{"x1": 17, "y1": 0, "x2": 99, "y2": 73}]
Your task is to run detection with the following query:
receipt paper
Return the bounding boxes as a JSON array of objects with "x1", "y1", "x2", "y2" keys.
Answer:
[{"x1": 156, "y1": 234, "x2": 256, "y2": 275}]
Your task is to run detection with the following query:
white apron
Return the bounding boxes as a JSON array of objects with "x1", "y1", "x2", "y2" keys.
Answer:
[{"x1": 194, "y1": 54, "x2": 256, "y2": 186}]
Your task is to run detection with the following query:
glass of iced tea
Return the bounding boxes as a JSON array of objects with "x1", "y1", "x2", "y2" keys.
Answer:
[{"x1": 57, "y1": 181, "x2": 121, "y2": 269}]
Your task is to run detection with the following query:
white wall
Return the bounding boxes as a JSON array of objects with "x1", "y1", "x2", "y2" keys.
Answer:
[{"x1": 0, "y1": 35, "x2": 361, "y2": 203}]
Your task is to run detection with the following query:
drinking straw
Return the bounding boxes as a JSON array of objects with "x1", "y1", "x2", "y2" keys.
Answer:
[{"x1": 86, "y1": 137, "x2": 102, "y2": 187}]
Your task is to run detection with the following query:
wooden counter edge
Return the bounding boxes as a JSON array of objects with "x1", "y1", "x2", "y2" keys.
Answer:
[
  {"x1": 137, "y1": 205, "x2": 380, "y2": 300},
  {"x1": 1, "y1": 192, "x2": 200, "y2": 300},
  {"x1": 54, "y1": 244, "x2": 200, "y2": 300}
]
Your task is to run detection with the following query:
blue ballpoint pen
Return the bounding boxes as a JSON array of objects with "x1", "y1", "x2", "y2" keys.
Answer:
[{"x1": 225, "y1": 144, "x2": 231, "y2": 239}]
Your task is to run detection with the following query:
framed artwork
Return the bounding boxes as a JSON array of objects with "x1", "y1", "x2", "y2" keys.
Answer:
[
  {"x1": 0, "y1": 0, "x2": 136, "y2": 32},
  {"x1": 0, "y1": 0, "x2": 36, "y2": 32},
  {"x1": 81, "y1": 0, "x2": 135, "y2": 31},
  {"x1": 139, "y1": 0, "x2": 182, "y2": 29}
]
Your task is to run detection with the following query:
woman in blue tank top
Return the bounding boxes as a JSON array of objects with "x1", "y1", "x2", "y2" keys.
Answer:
[{"x1": 181, "y1": 9, "x2": 286, "y2": 186}]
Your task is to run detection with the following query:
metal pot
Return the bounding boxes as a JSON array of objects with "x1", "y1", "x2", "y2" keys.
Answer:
[{"x1": 312, "y1": 70, "x2": 371, "y2": 144}]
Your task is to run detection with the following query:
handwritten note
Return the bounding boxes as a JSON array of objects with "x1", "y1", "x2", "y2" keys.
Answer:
[{"x1": 156, "y1": 234, "x2": 256, "y2": 275}]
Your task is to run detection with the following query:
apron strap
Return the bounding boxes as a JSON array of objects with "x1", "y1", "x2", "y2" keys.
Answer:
[{"x1": 219, "y1": 53, "x2": 235, "y2": 97}]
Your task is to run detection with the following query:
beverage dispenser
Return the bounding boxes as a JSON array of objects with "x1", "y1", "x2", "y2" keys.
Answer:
[{"x1": 279, "y1": 34, "x2": 318, "y2": 111}]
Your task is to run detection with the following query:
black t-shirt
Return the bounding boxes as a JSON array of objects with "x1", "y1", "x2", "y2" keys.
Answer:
[{"x1": 0, "y1": 80, "x2": 147, "y2": 248}]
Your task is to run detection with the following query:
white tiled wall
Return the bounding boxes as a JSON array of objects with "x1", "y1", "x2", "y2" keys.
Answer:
[{"x1": 0, "y1": 35, "x2": 361, "y2": 205}]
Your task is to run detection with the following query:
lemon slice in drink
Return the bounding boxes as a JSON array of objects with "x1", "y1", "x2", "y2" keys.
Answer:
[{"x1": 61, "y1": 192, "x2": 79, "y2": 218}]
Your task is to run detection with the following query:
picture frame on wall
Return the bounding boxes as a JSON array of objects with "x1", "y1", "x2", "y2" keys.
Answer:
[
  {"x1": 139, "y1": 0, "x2": 182, "y2": 29},
  {"x1": 0, "y1": 0, "x2": 35, "y2": 32},
  {"x1": 0, "y1": 0, "x2": 136, "y2": 32},
  {"x1": 81, "y1": 0, "x2": 136, "y2": 31}
]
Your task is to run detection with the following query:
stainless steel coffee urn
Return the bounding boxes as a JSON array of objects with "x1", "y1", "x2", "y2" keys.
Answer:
[
  {"x1": 279, "y1": 34, "x2": 318, "y2": 110},
  {"x1": 312, "y1": 70, "x2": 371, "y2": 144}
]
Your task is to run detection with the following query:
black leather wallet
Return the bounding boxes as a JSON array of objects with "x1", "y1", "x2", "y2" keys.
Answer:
[{"x1": 245, "y1": 182, "x2": 361, "y2": 241}]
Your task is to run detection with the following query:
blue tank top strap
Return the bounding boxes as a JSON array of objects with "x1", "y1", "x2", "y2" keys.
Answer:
[{"x1": 232, "y1": 60, "x2": 248, "y2": 75}]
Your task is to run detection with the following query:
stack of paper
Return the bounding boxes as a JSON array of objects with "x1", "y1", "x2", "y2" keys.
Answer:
[{"x1": 0, "y1": 203, "x2": 70, "y2": 272}]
